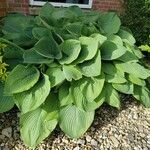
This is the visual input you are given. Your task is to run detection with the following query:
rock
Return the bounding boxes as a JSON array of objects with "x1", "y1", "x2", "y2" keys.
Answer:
[
  {"x1": 62, "y1": 139, "x2": 68, "y2": 144},
  {"x1": 91, "y1": 139, "x2": 98, "y2": 146},
  {"x1": 128, "y1": 134, "x2": 134, "y2": 142},
  {"x1": 73, "y1": 146, "x2": 80, "y2": 150},
  {"x1": 110, "y1": 136, "x2": 119, "y2": 147},
  {"x1": 134, "y1": 147, "x2": 139, "y2": 150},
  {"x1": 77, "y1": 139, "x2": 85, "y2": 145},
  {"x1": 133, "y1": 113, "x2": 138, "y2": 119},
  {"x1": 3, "y1": 146, "x2": 9, "y2": 150},
  {"x1": 86, "y1": 135, "x2": 92, "y2": 142},
  {"x1": 2, "y1": 127, "x2": 12, "y2": 138}
]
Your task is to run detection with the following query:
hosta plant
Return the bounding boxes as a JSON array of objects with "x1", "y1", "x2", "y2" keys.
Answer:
[{"x1": 0, "y1": 3, "x2": 150, "y2": 148}]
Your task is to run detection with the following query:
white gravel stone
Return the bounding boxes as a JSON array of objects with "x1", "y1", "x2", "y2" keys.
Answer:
[
  {"x1": 91, "y1": 139, "x2": 98, "y2": 146},
  {"x1": 77, "y1": 139, "x2": 85, "y2": 145},
  {"x1": 2, "y1": 127, "x2": 12, "y2": 138},
  {"x1": 110, "y1": 136, "x2": 119, "y2": 147},
  {"x1": 86, "y1": 135, "x2": 92, "y2": 142},
  {"x1": 73, "y1": 146, "x2": 80, "y2": 150}
]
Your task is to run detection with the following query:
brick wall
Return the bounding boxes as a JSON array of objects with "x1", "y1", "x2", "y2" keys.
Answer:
[
  {"x1": 0, "y1": 0, "x2": 124, "y2": 17},
  {"x1": 92, "y1": 0, "x2": 123, "y2": 12},
  {"x1": 0, "y1": 0, "x2": 7, "y2": 17},
  {"x1": 0, "y1": 0, "x2": 29, "y2": 17}
]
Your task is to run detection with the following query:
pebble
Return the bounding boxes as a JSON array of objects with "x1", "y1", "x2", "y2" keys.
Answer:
[
  {"x1": 91, "y1": 139, "x2": 98, "y2": 146},
  {"x1": 77, "y1": 139, "x2": 85, "y2": 145},
  {"x1": 110, "y1": 136, "x2": 120, "y2": 147},
  {"x1": 73, "y1": 146, "x2": 80, "y2": 150},
  {"x1": 2, "y1": 127, "x2": 12, "y2": 138},
  {"x1": 86, "y1": 135, "x2": 92, "y2": 142}
]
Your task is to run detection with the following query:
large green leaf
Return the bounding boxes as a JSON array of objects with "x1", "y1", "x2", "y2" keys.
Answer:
[
  {"x1": 3, "y1": 46, "x2": 24, "y2": 69},
  {"x1": 78, "y1": 51, "x2": 101, "y2": 77},
  {"x1": 105, "y1": 74, "x2": 127, "y2": 84},
  {"x1": 59, "y1": 105, "x2": 94, "y2": 138},
  {"x1": 34, "y1": 36, "x2": 62, "y2": 59},
  {"x1": 59, "y1": 39, "x2": 81, "y2": 64},
  {"x1": 4, "y1": 65, "x2": 40, "y2": 95},
  {"x1": 107, "y1": 35, "x2": 123, "y2": 46},
  {"x1": 0, "y1": 82, "x2": 14, "y2": 113},
  {"x1": 112, "y1": 82, "x2": 134, "y2": 94},
  {"x1": 104, "y1": 83, "x2": 121, "y2": 108},
  {"x1": 32, "y1": 27, "x2": 52, "y2": 40},
  {"x1": 23, "y1": 49, "x2": 53, "y2": 64},
  {"x1": 102, "y1": 62, "x2": 117, "y2": 75},
  {"x1": 59, "y1": 82, "x2": 73, "y2": 107},
  {"x1": 102, "y1": 62, "x2": 124, "y2": 77},
  {"x1": 128, "y1": 74, "x2": 146, "y2": 86},
  {"x1": 71, "y1": 74, "x2": 105, "y2": 110},
  {"x1": 2, "y1": 14, "x2": 36, "y2": 47},
  {"x1": 133, "y1": 85, "x2": 150, "y2": 108},
  {"x1": 118, "y1": 51, "x2": 138, "y2": 63},
  {"x1": 46, "y1": 66, "x2": 65, "y2": 87},
  {"x1": 14, "y1": 74, "x2": 50, "y2": 114},
  {"x1": 98, "y1": 12, "x2": 121, "y2": 34},
  {"x1": 115, "y1": 62, "x2": 150, "y2": 79},
  {"x1": 39, "y1": 2, "x2": 55, "y2": 19},
  {"x1": 51, "y1": 8, "x2": 75, "y2": 20},
  {"x1": 63, "y1": 65, "x2": 82, "y2": 81},
  {"x1": 100, "y1": 41, "x2": 126, "y2": 60},
  {"x1": 90, "y1": 33, "x2": 107, "y2": 47},
  {"x1": 117, "y1": 29, "x2": 136, "y2": 45},
  {"x1": 65, "y1": 23, "x2": 82, "y2": 36},
  {"x1": 20, "y1": 93, "x2": 58, "y2": 148},
  {"x1": 73, "y1": 37, "x2": 98, "y2": 63}
]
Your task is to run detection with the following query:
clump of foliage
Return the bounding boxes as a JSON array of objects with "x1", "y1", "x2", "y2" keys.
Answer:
[
  {"x1": 0, "y1": 3, "x2": 150, "y2": 148},
  {"x1": 140, "y1": 44, "x2": 150, "y2": 53},
  {"x1": 0, "y1": 43, "x2": 9, "y2": 81},
  {"x1": 121, "y1": 0, "x2": 150, "y2": 45}
]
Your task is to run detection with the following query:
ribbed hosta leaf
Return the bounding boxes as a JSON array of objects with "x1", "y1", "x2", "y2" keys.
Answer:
[
  {"x1": 59, "y1": 105, "x2": 94, "y2": 138},
  {"x1": 112, "y1": 81, "x2": 134, "y2": 94},
  {"x1": 63, "y1": 65, "x2": 82, "y2": 81},
  {"x1": 128, "y1": 74, "x2": 146, "y2": 86},
  {"x1": 103, "y1": 83, "x2": 121, "y2": 108},
  {"x1": 73, "y1": 37, "x2": 98, "y2": 63},
  {"x1": 4, "y1": 65, "x2": 40, "y2": 95},
  {"x1": 115, "y1": 62, "x2": 150, "y2": 79},
  {"x1": 79, "y1": 51, "x2": 101, "y2": 77},
  {"x1": 59, "y1": 39, "x2": 81, "y2": 64},
  {"x1": 32, "y1": 27, "x2": 52, "y2": 40},
  {"x1": 34, "y1": 36, "x2": 62, "y2": 59},
  {"x1": 90, "y1": 33, "x2": 107, "y2": 47},
  {"x1": 117, "y1": 29, "x2": 136, "y2": 45},
  {"x1": 101, "y1": 41, "x2": 126, "y2": 60},
  {"x1": 105, "y1": 74, "x2": 127, "y2": 84},
  {"x1": 20, "y1": 93, "x2": 58, "y2": 148},
  {"x1": 14, "y1": 74, "x2": 50, "y2": 114},
  {"x1": 46, "y1": 66, "x2": 65, "y2": 87},
  {"x1": 23, "y1": 49, "x2": 53, "y2": 64},
  {"x1": 71, "y1": 74, "x2": 105, "y2": 110},
  {"x1": 133, "y1": 85, "x2": 150, "y2": 108},
  {"x1": 98, "y1": 12, "x2": 121, "y2": 34},
  {"x1": 59, "y1": 82, "x2": 73, "y2": 107},
  {"x1": 0, "y1": 82, "x2": 14, "y2": 113}
]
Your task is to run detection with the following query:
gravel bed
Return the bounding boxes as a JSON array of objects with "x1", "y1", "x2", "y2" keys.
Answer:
[{"x1": 0, "y1": 95, "x2": 150, "y2": 150}]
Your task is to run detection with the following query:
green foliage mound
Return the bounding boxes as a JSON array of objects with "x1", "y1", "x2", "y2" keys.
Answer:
[{"x1": 0, "y1": 3, "x2": 150, "y2": 148}]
